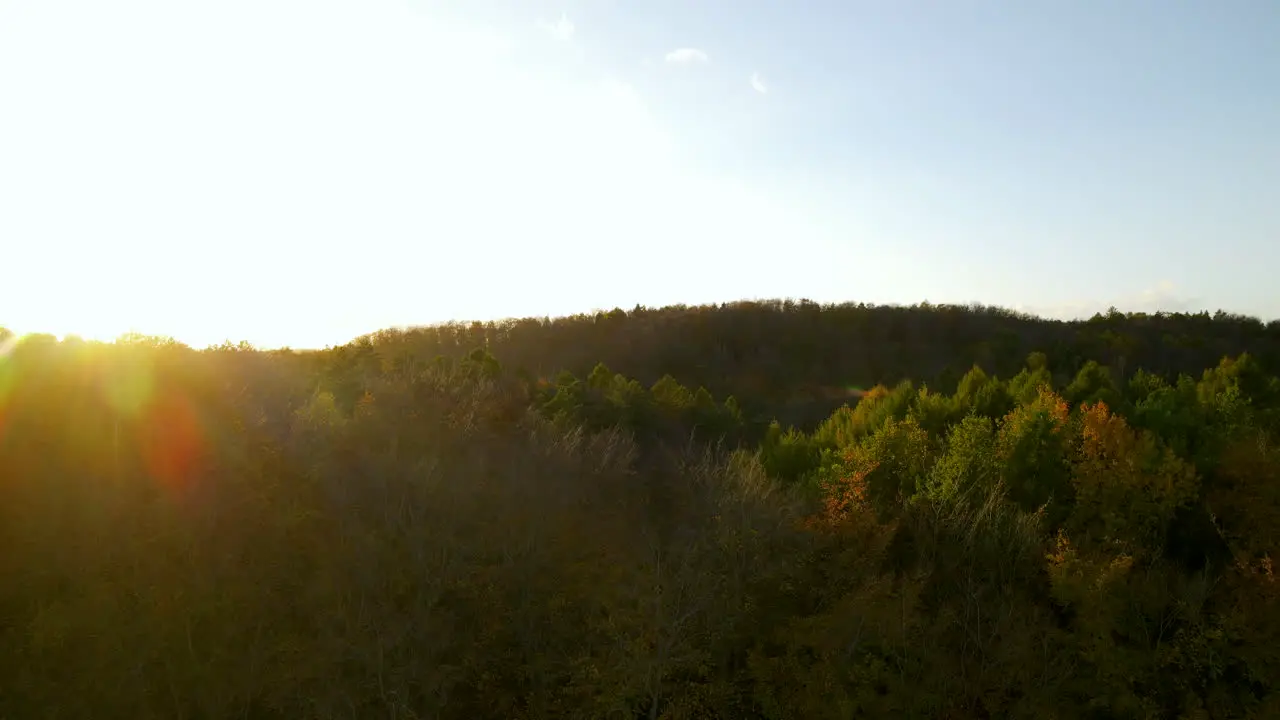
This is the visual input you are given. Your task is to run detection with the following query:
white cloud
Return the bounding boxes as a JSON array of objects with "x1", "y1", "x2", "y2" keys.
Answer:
[
  {"x1": 750, "y1": 71, "x2": 768, "y2": 94},
  {"x1": 1016, "y1": 280, "x2": 1208, "y2": 320},
  {"x1": 536, "y1": 12, "x2": 575, "y2": 41},
  {"x1": 665, "y1": 47, "x2": 708, "y2": 64}
]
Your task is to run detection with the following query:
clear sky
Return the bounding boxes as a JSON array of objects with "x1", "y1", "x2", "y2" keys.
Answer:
[{"x1": 1, "y1": 0, "x2": 1277, "y2": 348}]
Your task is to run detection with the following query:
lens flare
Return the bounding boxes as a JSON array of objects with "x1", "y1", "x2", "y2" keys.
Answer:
[
  {"x1": 103, "y1": 357, "x2": 156, "y2": 419},
  {"x1": 138, "y1": 391, "x2": 206, "y2": 492},
  {"x1": 0, "y1": 334, "x2": 21, "y2": 446}
]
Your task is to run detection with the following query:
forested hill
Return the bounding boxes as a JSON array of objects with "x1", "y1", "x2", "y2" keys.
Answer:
[
  {"x1": 4, "y1": 302, "x2": 1280, "y2": 717},
  {"x1": 348, "y1": 301, "x2": 1280, "y2": 427}
]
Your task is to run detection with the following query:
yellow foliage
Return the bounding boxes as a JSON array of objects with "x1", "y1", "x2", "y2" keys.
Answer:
[
  {"x1": 1071, "y1": 401, "x2": 1199, "y2": 551},
  {"x1": 1046, "y1": 530, "x2": 1134, "y2": 609}
]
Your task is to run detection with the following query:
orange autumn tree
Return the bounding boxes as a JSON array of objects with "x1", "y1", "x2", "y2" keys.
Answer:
[
  {"x1": 822, "y1": 416, "x2": 935, "y2": 523},
  {"x1": 1046, "y1": 399, "x2": 1209, "y2": 716},
  {"x1": 1069, "y1": 400, "x2": 1199, "y2": 554}
]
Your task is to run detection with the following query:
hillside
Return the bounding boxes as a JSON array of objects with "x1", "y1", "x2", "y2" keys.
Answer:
[
  {"x1": 356, "y1": 301, "x2": 1280, "y2": 428},
  {"x1": 2, "y1": 302, "x2": 1279, "y2": 718}
]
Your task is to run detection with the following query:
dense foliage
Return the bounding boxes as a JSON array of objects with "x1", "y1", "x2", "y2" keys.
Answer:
[
  {"x1": 357, "y1": 300, "x2": 1280, "y2": 429},
  {"x1": 1, "y1": 302, "x2": 1279, "y2": 719}
]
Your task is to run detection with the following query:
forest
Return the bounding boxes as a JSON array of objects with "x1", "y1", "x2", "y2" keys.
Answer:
[{"x1": 2, "y1": 299, "x2": 1279, "y2": 719}]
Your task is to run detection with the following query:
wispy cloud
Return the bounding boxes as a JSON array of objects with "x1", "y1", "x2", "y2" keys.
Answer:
[
  {"x1": 665, "y1": 47, "x2": 708, "y2": 64},
  {"x1": 750, "y1": 72, "x2": 768, "y2": 94},
  {"x1": 1017, "y1": 280, "x2": 1209, "y2": 320},
  {"x1": 1130, "y1": 280, "x2": 1206, "y2": 314},
  {"x1": 536, "y1": 13, "x2": 575, "y2": 41}
]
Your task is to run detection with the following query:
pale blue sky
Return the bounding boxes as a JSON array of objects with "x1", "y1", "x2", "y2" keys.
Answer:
[{"x1": 1, "y1": 0, "x2": 1277, "y2": 348}]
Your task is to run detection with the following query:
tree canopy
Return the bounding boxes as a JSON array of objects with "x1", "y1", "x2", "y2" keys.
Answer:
[{"x1": 2, "y1": 300, "x2": 1279, "y2": 718}]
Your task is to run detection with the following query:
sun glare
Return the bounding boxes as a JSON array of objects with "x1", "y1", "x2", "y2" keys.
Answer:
[{"x1": 4, "y1": 324, "x2": 164, "y2": 346}]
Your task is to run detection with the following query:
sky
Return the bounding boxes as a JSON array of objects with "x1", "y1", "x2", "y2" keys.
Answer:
[{"x1": 1, "y1": 0, "x2": 1277, "y2": 348}]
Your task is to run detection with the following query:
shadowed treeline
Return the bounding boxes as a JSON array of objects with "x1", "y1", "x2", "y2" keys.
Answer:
[
  {"x1": 351, "y1": 301, "x2": 1280, "y2": 429},
  {"x1": 1, "y1": 301, "x2": 1279, "y2": 718}
]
